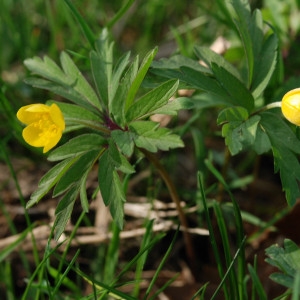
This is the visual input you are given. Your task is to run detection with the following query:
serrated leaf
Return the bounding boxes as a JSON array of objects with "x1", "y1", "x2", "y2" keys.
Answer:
[
  {"x1": 125, "y1": 79, "x2": 179, "y2": 122},
  {"x1": 129, "y1": 121, "x2": 184, "y2": 152},
  {"x1": 194, "y1": 46, "x2": 242, "y2": 82},
  {"x1": 222, "y1": 115, "x2": 260, "y2": 155},
  {"x1": 150, "y1": 96, "x2": 194, "y2": 115},
  {"x1": 26, "y1": 157, "x2": 79, "y2": 208},
  {"x1": 47, "y1": 101, "x2": 106, "y2": 132},
  {"x1": 212, "y1": 63, "x2": 254, "y2": 112},
  {"x1": 111, "y1": 130, "x2": 135, "y2": 157},
  {"x1": 231, "y1": 0, "x2": 254, "y2": 86},
  {"x1": 251, "y1": 33, "x2": 278, "y2": 98},
  {"x1": 25, "y1": 52, "x2": 101, "y2": 111},
  {"x1": 98, "y1": 146, "x2": 127, "y2": 229},
  {"x1": 48, "y1": 133, "x2": 105, "y2": 161},
  {"x1": 125, "y1": 47, "x2": 158, "y2": 111},
  {"x1": 152, "y1": 54, "x2": 211, "y2": 75},
  {"x1": 111, "y1": 56, "x2": 139, "y2": 127},
  {"x1": 284, "y1": 239, "x2": 300, "y2": 271},
  {"x1": 90, "y1": 35, "x2": 114, "y2": 107},
  {"x1": 53, "y1": 150, "x2": 100, "y2": 197},
  {"x1": 80, "y1": 172, "x2": 90, "y2": 213},
  {"x1": 54, "y1": 186, "x2": 79, "y2": 240},
  {"x1": 217, "y1": 106, "x2": 249, "y2": 125},
  {"x1": 59, "y1": 52, "x2": 101, "y2": 110},
  {"x1": 252, "y1": 125, "x2": 271, "y2": 155},
  {"x1": 266, "y1": 239, "x2": 300, "y2": 291},
  {"x1": 260, "y1": 112, "x2": 300, "y2": 205}
]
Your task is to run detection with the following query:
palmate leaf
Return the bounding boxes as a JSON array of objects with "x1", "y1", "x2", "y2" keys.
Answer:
[
  {"x1": 221, "y1": 115, "x2": 261, "y2": 155},
  {"x1": 260, "y1": 112, "x2": 300, "y2": 206},
  {"x1": 24, "y1": 52, "x2": 101, "y2": 112},
  {"x1": 129, "y1": 121, "x2": 184, "y2": 153},
  {"x1": 266, "y1": 239, "x2": 300, "y2": 291}
]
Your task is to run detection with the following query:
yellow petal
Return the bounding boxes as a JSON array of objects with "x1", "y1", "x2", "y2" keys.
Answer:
[
  {"x1": 49, "y1": 103, "x2": 65, "y2": 131},
  {"x1": 43, "y1": 131, "x2": 62, "y2": 153},
  {"x1": 22, "y1": 123, "x2": 48, "y2": 147},
  {"x1": 282, "y1": 88, "x2": 300, "y2": 126},
  {"x1": 17, "y1": 104, "x2": 50, "y2": 125}
]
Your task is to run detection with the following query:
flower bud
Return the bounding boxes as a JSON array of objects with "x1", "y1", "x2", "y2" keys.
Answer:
[{"x1": 281, "y1": 88, "x2": 300, "y2": 126}]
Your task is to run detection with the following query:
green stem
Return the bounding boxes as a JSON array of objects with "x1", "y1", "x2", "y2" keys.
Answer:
[
  {"x1": 251, "y1": 101, "x2": 282, "y2": 116},
  {"x1": 140, "y1": 149, "x2": 196, "y2": 266}
]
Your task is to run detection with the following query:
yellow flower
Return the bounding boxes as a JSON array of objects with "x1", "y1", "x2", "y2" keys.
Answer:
[
  {"x1": 281, "y1": 88, "x2": 300, "y2": 126},
  {"x1": 17, "y1": 103, "x2": 65, "y2": 153}
]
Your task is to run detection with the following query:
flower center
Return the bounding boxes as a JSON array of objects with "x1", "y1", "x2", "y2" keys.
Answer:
[{"x1": 34, "y1": 113, "x2": 59, "y2": 142}]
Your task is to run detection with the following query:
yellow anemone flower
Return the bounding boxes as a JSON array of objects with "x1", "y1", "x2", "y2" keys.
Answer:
[
  {"x1": 17, "y1": 103, "x2": 65, "y2": 153},
  {"x1": 281, "y1": 88, "x2": 300, "y2": 126}
]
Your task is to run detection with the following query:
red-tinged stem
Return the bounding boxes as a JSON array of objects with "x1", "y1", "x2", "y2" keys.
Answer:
[{"x1": 141, "y1": 149, "x2": 196, "y2": 266}]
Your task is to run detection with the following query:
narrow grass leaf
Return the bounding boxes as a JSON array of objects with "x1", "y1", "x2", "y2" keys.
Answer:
[
  {"x1": 0, "y1": 224, "x2": 34, "y2": 262},
  {"x1": 197, "y1": 172, "x2": 229, "y2": 299},
  {"x1": 143, "y1": 228, "x2": 179, "y2": 299},
  {"x1": 63, "y1": 0, "x2": 96, "y2": 49},
  {"x1": 248, "y1": 264, "x2": 267, "y2": 300},
  {"x1": 213, "y1": 201, "x2": 238, "y2": 298}
]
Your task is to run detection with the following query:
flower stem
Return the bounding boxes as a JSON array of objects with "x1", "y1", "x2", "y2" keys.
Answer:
[
  {"x1": 141, "y1": 149, "x2": 196, "y2": 265},
  {"x1": 251, "y1": 101, "x2": 282, "y2": 115}
]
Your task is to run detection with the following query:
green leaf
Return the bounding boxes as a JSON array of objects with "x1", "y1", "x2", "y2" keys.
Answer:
[
  {"x1": 0, "y1": 225, "x2": 34, "y2": 262},
  {"x1": 25, "y1": 52, "x2": 101, "y2": 111},
  {"x1": 266, "y1": 239, "x2": 300, "y2": 292},
  {"x1": 59, "y1": 51, "x2": 101, "y2": 109},
  {"x1": 212, "y1": 63, "x2": 254, "y2": 112},
  {"x1": 231, "y1": 0, "x2": 254, "y2": 86},
  {"x1": 90, "y1": 32, "x2": 114, "y2": 108},
  {"x1": 125, "y1": 79, "x2": 179, "y2": 122},
  {"x1": 194, "y1": 46, "x2": 242, "y2": 82},
  {"x1": 63, "y1": 0, "x2": 96, "y2": 49},
  {"x1": 111, "y1": 56, "x2": 139, "y2": 126},
  {"x1": 222, "y1": 115, "x2": 260, "y2": 155},
  {"x1": 98, "y1": 145, "x2": 128, "y2": 229},
  {"x1": 252, "y1": 125, "x2": 271, "y2": 155},
  {"x1": 150, "y1": 97, "x2": 194, "y2": 115},
  {"x1": 251, "y1": 33, "x2": 278, "y2": 98},
  {"x1": 124, "y1": 47, "x2": 158, "y2": 111},
  {"x1": 111, "y1": 130, "x2": 135, "y2": 157},
  {"x1": 129, "y1": 121, "x2": 184, "y2": 152},
  {"x1": 217, "y1": 106, "x2": 249, "y2": 125},
  {"x1": 48, "y1": 101, "x2": 106, "y2": 132},
  {"x1": 27, "y1": 157, "x2": 79, "y2": 208},
  {"x1": 54, "y1": 186, "x2": 79, "y2": 240},
  {"x1": 260, "y1": 112, "x2": 300, "y2": 205},
  {"x1": 48, "y1": 133, "x2": 105, "y2": 162},
  {"x1": 53, "y1": 150, "x2": 99, "y2": 197},
  {"x1": 152, "y1": 54, "x2": 211, "y2": 75}
]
